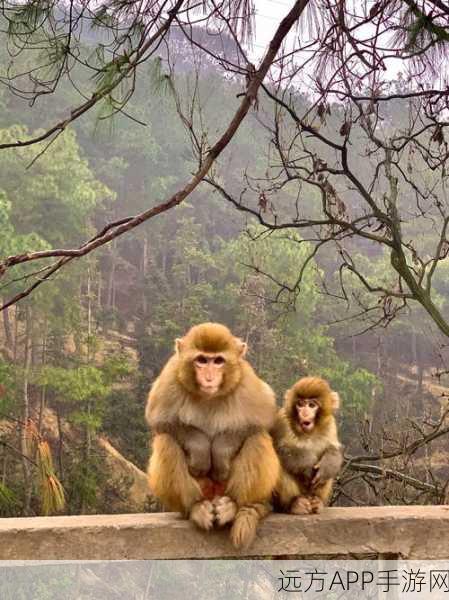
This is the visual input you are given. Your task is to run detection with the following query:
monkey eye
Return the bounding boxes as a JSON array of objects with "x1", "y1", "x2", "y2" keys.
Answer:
[
  {"x1": 213, "y1": 356, "x2": 225, "y2": 365},
  {"x1": 196, "y1": 355, "x2": 208, "y2": 364}
]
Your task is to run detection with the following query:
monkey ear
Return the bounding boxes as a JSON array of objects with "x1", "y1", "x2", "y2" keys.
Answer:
[
  {"x1": 331, "y1": 391, "x2": 340, "y2": 411},
  {"x1": 237, "y1": 340, "x2": 248, "y2": 358},
  {"x1": 175, "y1": 338, "x2": 184, "y2": 354}
]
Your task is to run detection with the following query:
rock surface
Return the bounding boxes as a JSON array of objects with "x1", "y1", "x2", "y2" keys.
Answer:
[{"x1": 1, "y1": 506, "x2": 449, "y2": 560}]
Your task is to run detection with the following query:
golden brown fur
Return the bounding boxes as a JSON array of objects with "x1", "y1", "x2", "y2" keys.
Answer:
[
  {"x1": 272, "y1": 376, "x2": 342, "y2": 514},
  {"x1": 146, "y1": 323, "x2": 280, "y2": 548}
]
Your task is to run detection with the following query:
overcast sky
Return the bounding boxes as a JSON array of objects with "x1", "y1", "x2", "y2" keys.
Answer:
[
  {"x1": 250, "y1": 1, "x2": 425, "y2": 82},
  {"x1": 253, "y1": 0, "x2": 288, "y2": 53}
]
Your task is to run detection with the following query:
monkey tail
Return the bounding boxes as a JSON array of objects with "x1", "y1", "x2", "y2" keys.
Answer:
[{"x1": 230, "y1": 502, "x2": 270, "y2": 550}]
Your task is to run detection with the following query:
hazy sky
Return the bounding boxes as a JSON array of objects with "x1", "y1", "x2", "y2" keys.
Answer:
[
  {"x1": 251, "y1": 1, "x2": 419, "y2": 82},
  {"x1": 253, "y1": 0, "x2": 288, "y2": 53}
]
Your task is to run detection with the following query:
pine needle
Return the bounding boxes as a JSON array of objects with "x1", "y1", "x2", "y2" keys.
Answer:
[{"x1": 37, "y1": 440, "x2": 65, "y2": 515}]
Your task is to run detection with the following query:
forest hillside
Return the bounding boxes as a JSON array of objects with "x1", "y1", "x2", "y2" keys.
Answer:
[{"x1": 1, "y1": 1, "x2": 449, "y2": 516}]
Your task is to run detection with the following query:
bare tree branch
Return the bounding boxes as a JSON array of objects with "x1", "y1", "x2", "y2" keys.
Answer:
[{"x1": 0, "y1": 0, "x2": 311, "y2": 311}]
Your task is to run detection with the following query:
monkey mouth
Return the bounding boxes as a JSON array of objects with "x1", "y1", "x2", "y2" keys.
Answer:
[
  {"x1": 200, "y1": 385, "x2": 219, "y2": 396},
  {"x1": 301, "y1": 421, "x2": 314, "y2": 432}
]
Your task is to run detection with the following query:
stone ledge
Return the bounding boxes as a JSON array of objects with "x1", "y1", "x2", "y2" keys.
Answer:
[{"x1": 1, "y1": 506, "x2": 449, "y2": 560}]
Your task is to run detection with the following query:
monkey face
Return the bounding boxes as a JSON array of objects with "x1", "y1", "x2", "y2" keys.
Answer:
[
  {"x1": 176, "y1": 324, "x2": 247, "y2": 397},
  {"x1": 193, "y1": 353, "x2": 226, "y2": 396},
  {"x1": 295, "y1": 398, "x2": 320, "y2": 433}
]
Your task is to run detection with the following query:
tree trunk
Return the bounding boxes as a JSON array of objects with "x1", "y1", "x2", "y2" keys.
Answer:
[
  {"x1": 13, "y1": 307, "x2": 19, "y2": 362},
  {"x1": 411, "y1": 330, "x2": 424, "y2": 393},
  {"x1": 56, "y1": 409, "x2": 64, "y2": 480},
  {"x1": 142, "y1": 235, "x2": 148, "y2": 317},
  {"x1": 21, "y1": 307, "x2": 32, "y2": 515},
  {"x1": 38, "y1": 318, "x2": 47, "y2": 436},
  {"x1": 97, "y1": 269, "x2": 102, "y2": 311},
  {"x1": 87, "y1": 265, "x2": 92, "y2": 338},
  {"x1": 376, "y1": 337, "x2": 383, "y2": 377},
  {"x1": 2, "y1": 450, "x2": 7, "y2": 485},
  {"x1": 411, "y1": 329, "x2": 417, "y2": 368},
  {"x1": 106, "y1": 243, "x2": 117, "y2": 311},
  {"x1": 417, "y1": 362, "x2": 424, "y2": 394},
  {"x1": 2, "y1": 304, "x2": 13, "y2": 350}
]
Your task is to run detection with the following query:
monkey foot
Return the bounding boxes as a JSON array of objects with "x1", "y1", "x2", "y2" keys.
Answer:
[
  {"x1": 190, "y1": 500, "x2": 215, "y2": 531},
  {"x1": 230, "y1": 508, "x2": 258, "y2": 549},
  {"x1": 290, "y1": 496, "x2": 313, "y2": 515},
  {"x1": 309, "y1": 496, "x2": 324, "y2": 514},
  {"x1": 213, "y1": 496, "x2": 237, "y2": 526}
]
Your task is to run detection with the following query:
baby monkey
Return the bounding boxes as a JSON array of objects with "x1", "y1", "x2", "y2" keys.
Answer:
[{"x1": 272, "y1": 376, "x2": 343, "y2": 515}]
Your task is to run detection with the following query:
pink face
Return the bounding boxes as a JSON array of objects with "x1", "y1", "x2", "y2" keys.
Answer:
[
  {"x1": 296, "y1": 398, "x2": 320, "y2": 433},
  {"x1": 194, "y1": 353, "x2": 226, "y2": 395}
]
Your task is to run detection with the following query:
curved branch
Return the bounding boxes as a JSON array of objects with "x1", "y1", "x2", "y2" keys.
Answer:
[
  {"x1": 0, "y1": 0, "x2": 186, "y2": 151},
  {"x1": 0, "y1": 0, "x2": 311, "y2": 310}
]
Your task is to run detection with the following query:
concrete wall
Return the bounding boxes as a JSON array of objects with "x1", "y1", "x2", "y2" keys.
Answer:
[{"x1": 1, "y1": 506, "x2": 449, "y2": 560}]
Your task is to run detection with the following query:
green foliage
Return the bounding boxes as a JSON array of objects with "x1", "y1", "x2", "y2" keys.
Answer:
[
  {"x1": 6, "y1": 3, "x2": 50, "y2": 37},
  {"x1": 0, "y1": 36, "x2": 385, "y2": 515},
  {"x1": 102, "y1": 388, "x2": 148, "y2": 468},
  {"x1": 37, "y1": 353, "x2": 134, "y2": 436},
  {"x1": 432, "y1": 259, "x2": 449, "y2": 312},
  {"x1": 0, "y1": 482, "x2": 18, "y2": 515},
  {"x1": 0, "y1": 360, "x2": 17, "y2": 413},
  {"x1": 320, "y1": 364, "x2": 379, "y2": 414},
  {"x1": 0, "y1": 190, "x2": 49, "y2": 258},
  {"x1": 148, "y1": 57, "x2": 174, "y2": 98},
  {"x1": 402, "y1": 2, "x2": 449, "y2": 51},
  {"x1": 66, "y1": 455, "x2": 102, "y2": 513},
  {"x1": 135, "y1": 219, "x2": 378, "y2": 414},
  {"x1": 0, "y1": 125, "x2": 112, "y2": 246},
  {"x1": 37, "y1": 365, "x2": 110, "y2": 404},
  {"x1": 35, "y1": 356, "x2": 134, "y2": 512},
  {"x1": 36, "y1": 441, "x2": 65, "y2": 515},
  {"x1": 102, "y1": 354, "x2": 135, "y2": 382}
]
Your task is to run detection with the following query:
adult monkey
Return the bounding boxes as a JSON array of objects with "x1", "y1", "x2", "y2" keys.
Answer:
[{"x1": 146, "y1": 322, "x2": 280, "y2": 549}]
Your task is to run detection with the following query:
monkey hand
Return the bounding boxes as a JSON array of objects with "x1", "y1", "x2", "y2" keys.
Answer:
[
  {"x1": 213, "y1": 496, "x2": 237, "y2": 526},
  {"x1": 190, "y1": 500, "x2": 215, "y2": 531},
  {"x1": 309, "y1": 495, "x2": 324, "y2": 514},
  {"x1": 290, "y1": 496, "x2": 313, "y2": 515},
  {"x1": 311, "y1": 464, "x2": 322, "y2": 489},
  {"x1": 311, "y1": 462, "x2": 333, "y2": 488},
  {"x1": 312, "y1": 447, "x2": 343, "y2": 486},
  {"x1": 278, "y1": 446, "x2": 316, "y2": 476}
]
